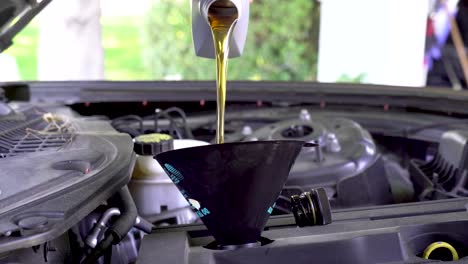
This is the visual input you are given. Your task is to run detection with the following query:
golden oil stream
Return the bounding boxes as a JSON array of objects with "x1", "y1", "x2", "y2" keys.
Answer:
[{"x1": 208, "y1": 4, "x2": 238, "y2": 144}]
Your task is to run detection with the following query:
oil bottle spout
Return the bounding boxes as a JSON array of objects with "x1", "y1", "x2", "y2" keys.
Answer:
[{"x1": 192, "y1": 0, "x2": 250, "y2": 58}]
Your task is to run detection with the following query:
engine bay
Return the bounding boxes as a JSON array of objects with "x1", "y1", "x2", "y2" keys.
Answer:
[
  {"x1": 1, "y1": 0, "x2": 468, "y2": 262},
  {"x1": 92, "y1": 101, "x2": 468, "y2": 210},
  {"x1": 2, "y1": 82, "x2": 468, "y2": 263}
]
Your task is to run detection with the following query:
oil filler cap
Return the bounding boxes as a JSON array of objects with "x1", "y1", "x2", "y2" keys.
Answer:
[
  {"x1": 133, "y1": 133, "x2": 173, "y2": 156},
  {"x1": 291, "y1": 188, "x2": 332, "y2": 227}
]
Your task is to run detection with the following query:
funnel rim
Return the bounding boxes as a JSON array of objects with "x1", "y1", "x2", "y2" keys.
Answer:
[{"x1": 154, "y1": 139, "x2": 305, "y2": 159}]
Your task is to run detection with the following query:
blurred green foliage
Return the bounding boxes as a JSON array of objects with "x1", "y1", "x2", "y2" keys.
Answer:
[
  {"x1": 4, "y1": 18, "x2": 151, "y2": 81},
  {"x1": 337, "y1": 73, "x2": 367, "y2": 83},
  {"x1": 4, "y1": 25, "x2": 39, "y2": 80},
  {"x1": 143, "y1": 0, "x2": 319, "y2": 80},
  {"x1": 4, "y1": 0, "x2": 319, "y2": 81},
  {"x1": 101, "y1": 17, "x2": 152, "y2": 80}
]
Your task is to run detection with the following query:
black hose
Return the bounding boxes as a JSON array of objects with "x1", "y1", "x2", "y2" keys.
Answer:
[
  {"x1": 153, "y1": 111, "x2": 185, "y2": 139},
  {"x1": 104, "y1": 245, "x2": 112, "y2": 264},
  {"x1": 135, "y1": 216, "x2": 154, "y2": 234},
  {"x1": 81, "y1": 236, "x2": 113, "y2": 264},
  {"x1": 81, "y1": 187, "x2": 137, "y2": 264},
  {"x1": 164, "y1": 107, "x2": 194, "y2": 138},
  {"x1": 113, "y1": 126, "x2": 141, "y2": 138},
  {"x1": 111, "y1": 115, "x2": 144, "y2": 134},
  {"x1": 107, "y1": 187, "x2": 138, "y2": 242}
]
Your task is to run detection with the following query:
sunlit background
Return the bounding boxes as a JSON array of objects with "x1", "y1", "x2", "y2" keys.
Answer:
[{"x1": 0, "y1": 0, "x2": 466, "y2": 89}]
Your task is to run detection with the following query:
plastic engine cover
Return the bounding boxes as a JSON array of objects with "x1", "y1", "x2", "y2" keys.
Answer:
[
  {"x1": 247, "y1": 117, "x2": 393, "y2": 207},
  {"x1": 0, "y1": 105, "x2": 135, "y2": 253}
]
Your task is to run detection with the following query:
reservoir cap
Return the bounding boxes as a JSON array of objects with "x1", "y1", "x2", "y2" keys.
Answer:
[{"x1": 133, "y1": 133, "x2": 173, "y2": 156}]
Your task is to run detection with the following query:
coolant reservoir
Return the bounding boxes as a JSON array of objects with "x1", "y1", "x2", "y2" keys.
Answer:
[{"x1": 129, "y1": 133, "x2": 209, "y2": 220}]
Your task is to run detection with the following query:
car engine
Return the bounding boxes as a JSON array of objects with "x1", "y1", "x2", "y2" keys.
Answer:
[{"x1": 1, "y1": 84, "x2": 468, "y2": 263}]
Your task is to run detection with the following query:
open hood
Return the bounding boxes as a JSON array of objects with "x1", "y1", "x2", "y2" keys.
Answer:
[{"x1": 0, "y1": 0, "x2": 52, "y2": 53}]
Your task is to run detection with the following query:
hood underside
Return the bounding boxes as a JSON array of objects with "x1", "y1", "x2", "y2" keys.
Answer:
[{"x1": 0, "y1": 0, "x2": 52, "y2": 53}]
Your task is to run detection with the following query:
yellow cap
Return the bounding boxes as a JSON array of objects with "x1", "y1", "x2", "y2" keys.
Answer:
[{"x1": 422, "y1": 241, "x2": 459, "y2": 261}]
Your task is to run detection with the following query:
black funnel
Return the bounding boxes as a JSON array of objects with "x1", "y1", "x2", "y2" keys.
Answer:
[{"x1": 155, "y1": 140, "x2": 304, "y2": 246}]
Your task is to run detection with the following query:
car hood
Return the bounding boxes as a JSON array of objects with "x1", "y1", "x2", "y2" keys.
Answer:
[{"x1": 0, "y1": 0, "x2": 52, "y2": 53}]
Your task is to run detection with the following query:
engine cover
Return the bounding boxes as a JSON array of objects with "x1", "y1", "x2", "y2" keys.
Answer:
[
  {"x1": 247, "y1": 117, "x2": 393, "y2": 208},
  {"x1": 0, "y1": 104, "x2": 135, "y2": 253}
]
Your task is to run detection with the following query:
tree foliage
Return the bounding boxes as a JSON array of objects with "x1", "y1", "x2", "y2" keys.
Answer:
[{"x1": 143, "y1": 0, "x2": 319, "y2": 80}]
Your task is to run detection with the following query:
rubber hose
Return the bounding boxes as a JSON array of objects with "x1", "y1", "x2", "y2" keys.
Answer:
[
  {"x1": 114, "y1": 126, "x2": 141, "y2": 137},
  {"x1": 81, "y1": 236, "x2": 114, "y2": 264},
  {"x1": 81, "y1": 187, "x2": 137, "y2": 264},
  {"x1": 107, "y1": 186, "x2": 138, "y2": 242},
  {"x1": 135, "y1": 216, "x2": 154, "y2": 234}
]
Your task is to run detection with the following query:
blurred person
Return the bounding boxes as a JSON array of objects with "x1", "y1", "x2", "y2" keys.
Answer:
[{"x1": 426, "y1": 0, "x2": 468, "y2": 89}]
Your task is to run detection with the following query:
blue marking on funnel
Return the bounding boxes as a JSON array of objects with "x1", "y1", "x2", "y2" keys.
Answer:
[
  {"x1": 164, "y1": 163, "x2": 184, "y2": 184},
  {"x1": 267, "y1": 202, "x2": 276, "y2": 214},
  {"x1": 196, "y1": 207, "x2": 211, "y2": 218}
]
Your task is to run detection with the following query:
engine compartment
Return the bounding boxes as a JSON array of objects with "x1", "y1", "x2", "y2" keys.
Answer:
[
  {"x1": 78, "y1": 101, "x2": 468, "y2": 212},
  {"x1": 2, "y1": 84, "x2": 468, "y2": 263}
]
